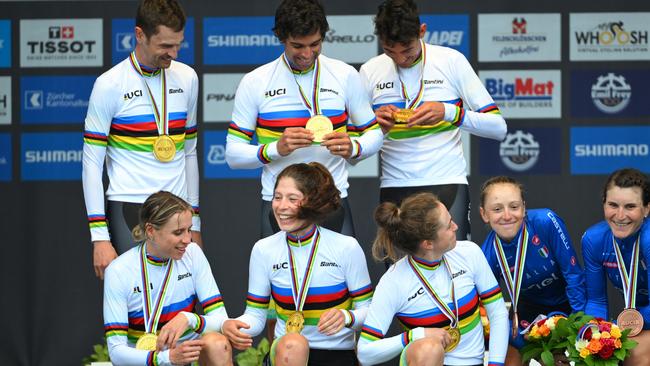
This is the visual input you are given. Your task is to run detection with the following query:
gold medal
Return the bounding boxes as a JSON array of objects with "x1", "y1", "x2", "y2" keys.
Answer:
[
  {"x1": 305, "y1": 115, "x2": 333, "y2": 142},
  {"x1": 392, "y1": 109, "x2": 414, "y2": 123},
  {"x1": 617, "y1": 308, "x2": 644, "y2": 337},
  {"x1": 285, "y1": 311, "x2": 305, "y2": 334},
  {"x1": 445, "y1": 327, "x2": 461, "y2": 352},
  {"x1": 135, "y1": 332, "x2": 158, "y2": 350},
  {"x1": 153, "y1": 135, "x2": 176, "y2": 162}
]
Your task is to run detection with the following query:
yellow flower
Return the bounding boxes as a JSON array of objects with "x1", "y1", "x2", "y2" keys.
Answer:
[
  {"x1": 601, "y1": 331, "x2": 611, "y2": 339},
  {"x1": 610, "y1": 327, "x2": 621, "y2": 338},
  {"x1": 580, "y1": 347, "x2": 591, "y2": 358},
  {"x1": 615, "y1": 338, "x2": 622, "y2": 348}
]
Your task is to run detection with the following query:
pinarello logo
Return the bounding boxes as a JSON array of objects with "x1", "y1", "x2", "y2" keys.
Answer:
[
  {"x1": 532, "y1": 235, "x2": 540, "y2": 245},
  {"x1": 512, "y1": 18, "x2": 527, "y2": 34}
]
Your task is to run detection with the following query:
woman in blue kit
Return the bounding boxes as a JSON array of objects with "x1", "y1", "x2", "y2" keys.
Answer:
[
  {"x1": 582, "y1": 168, "x2": 650, "y2": 365},
  {"x1": 479, "y1": 176, "x2": 586, "y2": 366}
]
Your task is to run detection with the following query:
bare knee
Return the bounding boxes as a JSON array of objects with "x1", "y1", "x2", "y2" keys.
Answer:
[
  {"x1": 407, "y1": 338, "x2": 444, "y2": 366},
  {"x1": 275, "y1": 334, "x2": 309, "y2": 366},
  {"x1": 200, "y1": 332, "x2": 232, "y2": 366}
]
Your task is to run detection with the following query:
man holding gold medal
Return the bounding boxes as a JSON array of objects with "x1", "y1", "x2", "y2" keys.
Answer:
[
  {"x1": 226, "y1": 0, "x2": 383, "y2": 238},
  {"x1": 83, "y1": 0, "x2": 202, "y2": 280},
  {"x1": 359, "y1": 0, "x2": 507, "y2": 241},
  {"x1": 103, "y1": 191, "x2": 231, "y2": 365}
]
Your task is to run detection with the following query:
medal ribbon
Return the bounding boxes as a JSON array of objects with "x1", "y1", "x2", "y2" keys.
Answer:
[
  {"x1": 493, "y1": 224, "x2": 529, "y2": 314},
  {"x1": 129, "y1": 51, "x2": 168, "y2": 136},
  {"x1": 395, "y1": 40, "x2": 426, "y2": 110},
  {"x1": 281, "y1": 54, "x2": 321, "y2": 116},
  {"x1": 612, "y1": 234, "x2": 641, "y2": 308},
  {"x1": 139, "y1": 244, "x2": 175, "y2": 334},
  {"x1": 408, "y1": 256, "x2": 459, "y2": 328},
  {"x1": 286, "y1": 228, "x2": 321, "y2": 312}
]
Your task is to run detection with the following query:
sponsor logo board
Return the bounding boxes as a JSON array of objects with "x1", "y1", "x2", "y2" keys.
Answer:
[
  {"x1": 0, "y1": 133, "x2": 10, "y2": 181},
  {"x1": 480, "y1": 127, "x2": 561, "y2": 175},
  {"x1": 478, "y1": 13, "x2": 561, "y2": 61},
  {"x1": 479, "y1": 70, "x2": 561, "y2": 118},
  {"x1": 571, "y1": 70, "x2": 650, "y2": 118},
  {"x1": 0, "y1": 76, "x2": 10, "y2": 124},
  {"x1": 20, "y1": 76, "x2": 94, "y2": 124},
  {"x1": 20, "y1": 19, "x2": 103, "y2": 67},
  {"x1": 570, "y1": 13, "x2": 650, "y2": 61},
  {"x1": 419, "y1": 14, "x2": 470, "y2": 58},
  {"x1": 204, "y1": 17, "x2": 282, "y2": 65},
  {"x1": 0, "y1": 20, "x2": 11, "y2": 67},
  {"x1": 111, "y1": 18, "x2": 194, "y2": 65},
  {"x1": 203, "y1": 130, "x2": 261, "y2": 179},
  {"x1": 21, "y1": 132, "x2": 83, "y2": 181},
  {"x1": 203, "y1": 73, "x2": 244, "y2": 123},
  {"x1": 323, "y1": 15, "x2": 378, "y2": 64},
  {"x1": 570, "y1": 126, "x2": 650, "y2": 174}
]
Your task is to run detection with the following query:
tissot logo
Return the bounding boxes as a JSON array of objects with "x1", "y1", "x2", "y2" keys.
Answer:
[
  {"x1": 49, "y1": 26, "x2": 74, "y2": 39},
  {"x1": 123, "y1": 89, "x2": 142, "y2": 101},
  {"x1": 512, "y1": 18, "x2": 526, "y2": 34},
  {"x1": 265, "y1": 88, "x2": 286, "y2": 98}
]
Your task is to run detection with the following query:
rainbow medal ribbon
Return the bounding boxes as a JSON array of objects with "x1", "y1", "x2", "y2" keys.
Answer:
[
  {"x1": 408, "y1": 255, "x2": 460, "y2": 352},
  {"x1": 613, "y1": 234, "x2": 644, "y2": 336},
  {"x1": 285, "y1": 227, "x2": 321, "y2": 334},
  {"x1": 392, "y1": 40, "x2": 426, "y2": 123},
  {"x1": 282, "y1": 54, "x2": 332, "y2": 143},
  {"x1": 129, "y1": 52, "x2": 175, "y2": 162},
  {"x1": 493, "y1": 224, "x2": 529, "y2": 339},
  {"x1": 136, "y1": 243, "x2": 175, "y2": 350}
]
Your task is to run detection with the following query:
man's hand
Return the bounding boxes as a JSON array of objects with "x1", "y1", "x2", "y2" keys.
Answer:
[
  {"x1": 423, "y1": 327, "x2": 452, "y2": 350},
  {"x1": 157, "y1": 313, "x2": 190, "y2": 351},
  {"x1": 169, "y1": 339, "x2": 204, "y2": 365},
  {"x1": 221, "y1": 319, "x2": 253, "y2": 350},
  {"x1": 277, "y1": 127, "x2": 314, "y2": 156},
  {"x1": 406, "y1": 101, "x2": 445, "y2": 128},
  {"x1": 93, "y1": 240, "x2": 118, "y2": 280},
  {"x1": 375, "y1": 104, "x2": 399, "y2": 134},
  {"x1": 321, "y1": 132, "x2": 352, "y2": 158},
  {"x1": 317, "y1": 309, "x2": 346, "y2": 336}
]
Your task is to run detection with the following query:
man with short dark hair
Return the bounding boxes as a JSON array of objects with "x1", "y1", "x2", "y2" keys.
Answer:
[
  {"x1": 226, "y1": 0, "x2": 383, "y2": 238},
  {"x1": 360, "y1": 0, "x2": 507, "y2": 241},
  {"x1": 83, "y1": 0, "x2": 201, "y2": 280}
]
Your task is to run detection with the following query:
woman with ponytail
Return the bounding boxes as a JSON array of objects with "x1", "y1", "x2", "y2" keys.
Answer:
[{"x1": 357, "y1": 192, "x2": 508, "y2": 366}]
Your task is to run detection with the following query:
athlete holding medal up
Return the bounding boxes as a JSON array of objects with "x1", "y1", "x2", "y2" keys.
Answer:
[
  {"x1": 225, "y1": 0, "x2": 383, "y2": 238},
  {"x1": 357, "y1": 193, "x2": 509, "y2": 366},
  {"x1": 222, "y1": 163, "x2": 374, "y2": 366},
  {"x1": 83, "y1": 0, "x2": 202, "y2": 281},
  {"x1": 103, "y1": 191, "x2": 231, "y2": 365},
  {"x1": 583, "y1": 168, "x2": 650, "y2": 365}
]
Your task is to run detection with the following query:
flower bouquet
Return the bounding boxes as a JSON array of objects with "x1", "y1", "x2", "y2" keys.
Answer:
[
  {"x1": 566, "y1": 316, "x2": 637, "y2": 366},
  {"x1": 521, "y1": 313, "x2": 571, "y2": 366}
]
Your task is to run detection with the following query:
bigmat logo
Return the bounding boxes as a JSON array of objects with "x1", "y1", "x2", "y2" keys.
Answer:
[
  {"x1": 203, "y1": 73, "x2": 244, "y2": 123},
  {"x1": 323, "y1": 15, "x2": 378, "y2": 64},
  {"x1": 203, "y1": 130, "x2": 261, "y2": 179},
  {"x1": 204, "y1": 17, "x2": 282, "y2": 65},
  {"x1": 478, "y1": 13, "x2": 561, "y2": 62},
  {"x1": 21, "y1": 132, "x2": 83, "y2": 181},
  {"x1": 419, "y1": 15, "x2": 470, "y2": 58},
  {"x1": 0, "y1": 133, "x2": 11, "y2": 181},
  {"x1": 571, "y1": 126, "x2": 650, "y2": 174},
  {"x1": 480, "y1": 127, "x2": 561, "y2": 175},
  {"x1": 20, "y1": 76, "x2": 94, "y2": 124},
  {"x1": 479, "y1": 70, "x2": 561, "y2": 118},
  {"x1": 0, "y1": 76, "x2": 11, "y2": 124},
  {"x1": 0, "y1": 20, "x2": 11, "y2": 67},
  {"x1": 571, "y1": 70, "x2": 650, "y2": 118},
  {"x1": 112, "y1": 18, "x2": 194, "y2": 65},
  {"x1": 20, "y1": 19, "x2": 102, "y2": 67},
  {"x1": 570, "y1": 13, "x2": 650, "y2": 61}
]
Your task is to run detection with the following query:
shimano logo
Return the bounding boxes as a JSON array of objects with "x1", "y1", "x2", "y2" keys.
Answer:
[
  {"x1": 325, "y1": 29, "x2": 375, "y2": 44},
  {"x1": 207, "y1": 34, "x2": 281, "y2": 47},
  {"x1": 575, "y1": 144, "x2": 648, "y2": 157},
  {"x1": 25, "y1": 150, "x2": 82, "y2": 163},
  {"x1": 207, "y1": 93, "x2": 235, "y2": 102},
  {"x1": 320, "y1": 261, "x2": 340, "y2": 267},
  {"x1": 169, "y1": 88, "x2": 184, "y2": 94},
  {"x1": 177, "y1": 272, "x2": 192, "y2": 281}
]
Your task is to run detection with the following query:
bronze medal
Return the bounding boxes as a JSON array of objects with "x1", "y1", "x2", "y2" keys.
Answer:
[
  {"x1": 305, "y1": 115, "x2": 333, "y2": 142},
  {"x1": 285, "y1": 311, "x2": 305, "y2": 334},
  {"x1": 135, "y1": 332, "x2": 158, "y2": 350},
  {"x1": 512, "y1": 312, "x2": 519, "y2": 339},
  {"x1": 617, "y1": 308, "x2": 644, "y2": 337},
  {"x1": 392, "y1": 109, "x2": 414, "y2": 123},
  {"x1": 445, "y1": 327, "x2": 461, "y2": 352},
  {"x1": 153, "y1": 135, "x2": 176, "y2": 162}
]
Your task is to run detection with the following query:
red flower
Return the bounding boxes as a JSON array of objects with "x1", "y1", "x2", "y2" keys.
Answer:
[
  {"x1": 536, "y1": 318, "x2": 547, "y2": 326},
  {"x1": 601, "y1": 338, "x2": 615, "y2": 348},
  {"x1": 584, "y1": 328, "x2": 593, "y2": 339},
  {"x1": 598, "y1": 345, "x2": 614, "y2": 359},
  {"x1": 599, "y1": 322, "x2": 611, "y2": 333}
]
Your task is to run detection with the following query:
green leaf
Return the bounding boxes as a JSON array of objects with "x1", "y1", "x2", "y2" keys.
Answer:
[
  {"x1": 623, "y1": 339, "x2": 638, "y2": 349},
  {"x1": 521, "y1": 347, "x2": 542, "y2": 362},
  {"x1": 614, "y1": 348, "x2": 626, "y2": 361},
  {"x1": 584, "y1": 355, "x2": 595, "y2": 366},
  {"x1": 541, "y1": 350, "x2": 554, "y2": 366}
]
